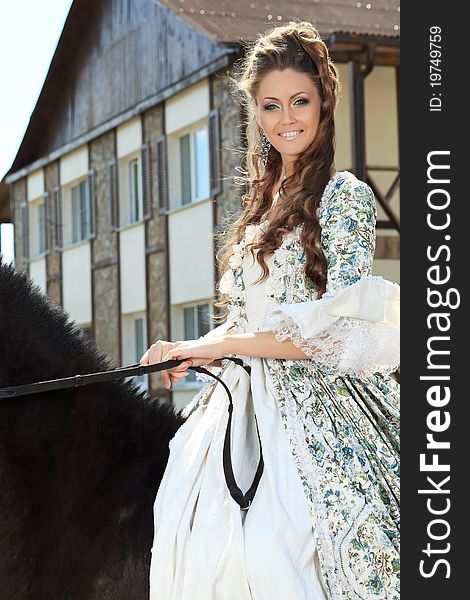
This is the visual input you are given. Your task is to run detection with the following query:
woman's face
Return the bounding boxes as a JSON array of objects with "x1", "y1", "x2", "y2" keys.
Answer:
[{"x1": 254, "y1": 68, "x2": 322, "y2": 173}]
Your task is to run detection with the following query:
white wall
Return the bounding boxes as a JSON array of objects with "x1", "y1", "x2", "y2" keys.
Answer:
[
  {"x1": 168, "y1": 199, "x2": 214, "y2": 306},
  {"x1": 62, "y1": 242, "x2": 92, "y2": 324},
  {"x1": 365, "y1": 66, "x2": 399, "y2": 168},
  {"x1": 119, "y1": 223, "x2": 146, "y2": 313},
  {"x1": 27, "y1": 169, "x2": 44, "y2": 201},
  {"x1": 29, "y1": 257, "x2": 47, "y2": 294},
  {"x1": 373, "y1": 259, "x2": 400, "y2": 284},
  {"x1": 60, "y1": 147, "x2": 88, "y2": 186},
  {"x1": 165, "y1": 79, "x2": 209, "y2": 135},
  {"x1": 117, "y1": 117, "x2": 142, "y2": 159}
]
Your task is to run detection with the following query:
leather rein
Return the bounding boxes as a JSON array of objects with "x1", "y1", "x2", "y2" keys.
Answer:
[{"x1": 0, "y1": 357, "x2": 263, "y2": 512}]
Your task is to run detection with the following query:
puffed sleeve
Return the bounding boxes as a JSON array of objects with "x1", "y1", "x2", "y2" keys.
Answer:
[
  {"x1": 263, "y1": 176, "x2": 400, "y2": 377},
  {"x1": 321, "y1": 176, "x2": 376, "y2": 294}
]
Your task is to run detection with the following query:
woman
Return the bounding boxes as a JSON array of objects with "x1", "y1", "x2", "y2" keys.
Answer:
[{"x1": 141, "y1": 21, "x2": 400, "y2": 600}]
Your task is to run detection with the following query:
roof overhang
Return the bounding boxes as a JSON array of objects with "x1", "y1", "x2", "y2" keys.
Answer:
[{"x1": 325, "y1": 32, "x2": 399, "y2": 65}]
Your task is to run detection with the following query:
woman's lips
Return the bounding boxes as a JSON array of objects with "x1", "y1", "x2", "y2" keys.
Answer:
[{"x1": 278, "y1": 130, "x2": 303, "y2": 140}]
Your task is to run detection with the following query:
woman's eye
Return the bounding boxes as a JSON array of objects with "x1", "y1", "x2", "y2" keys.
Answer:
[{"x1": 263, "y1": 98, "x2": 308, "y2": 110}]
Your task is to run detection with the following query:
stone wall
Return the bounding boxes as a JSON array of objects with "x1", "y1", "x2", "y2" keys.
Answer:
[
  {"x1": 11, "y1": 179, "x2": 27, "y2": 273},
  {"x1": 44, "y1": 162, "x2": 61, "y2": 306},
  {"x1": 211, "y1": 68, "x2": 245, "y2": 320},
  {"x1": 212, "y1": 69, "x2": 245, "y2": 230},
  {"x1": 89, "y1": 131, "x2": 120, "y2": 365},
  {"x1": 142, "y1": 105, "x2": 170, "y2": 397}
]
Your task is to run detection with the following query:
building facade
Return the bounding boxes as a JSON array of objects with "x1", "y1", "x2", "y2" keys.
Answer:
[{"x1": 1, "y1": 0, "x2": 400, "y2": 409}]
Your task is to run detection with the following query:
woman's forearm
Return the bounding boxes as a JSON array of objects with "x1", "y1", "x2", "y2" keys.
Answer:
[{"x1": 221, "y1": 331, "x2": 309, "y2": 360}]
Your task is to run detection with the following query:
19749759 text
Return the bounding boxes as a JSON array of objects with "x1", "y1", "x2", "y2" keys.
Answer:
[{"x1": 429, "y1": 26, "x2": 442, "y2": 112}]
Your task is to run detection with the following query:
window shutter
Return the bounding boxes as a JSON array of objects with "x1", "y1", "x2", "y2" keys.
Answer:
[
  {"x1": 141, "y1": 143, "x2": 152, "y2": 220},
  {"x1": 88, "y1": 168, "x2": 97, "y2": 239},
  {"x1": 156, "y1": 135, "x2": 168, "y2": 214},
  {"x1": 108, "y1": 159, "x2": 119, "y2": 231},
  {"x1": 53, "y1": 187, "x2": 63, "y2": 250},
  {"x1": 209, "y1": 108, "x2": 222, "y2": 196},
  {"x1": 20, "y1": 202, "x2": 29, "y2": 262},
  {"x1": 43, "y1": 191, "x2": 50, "y2": 252}
]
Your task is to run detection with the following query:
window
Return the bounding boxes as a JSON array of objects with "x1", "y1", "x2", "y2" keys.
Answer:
[
  {"x1": 183, "y1": 303, "x2": 211, "y2": 339},
  {"x1": 129, "y1": 158, "x2": 143, "y2": 223},
  {"x1": 182, "y1": 303, "x2": 212, "y2": 382},
  {"x1": 180, "y1": 134, "x2": 191, "y2": 204},
  {"x1": 118, "y1": 156, "x2": 143, "y2": 227},
  {"x1": 179, "y1": 127, "x2": 210, "y2": 205},
  {"x1": 28, "y1": 197, "x2": 48, "y2": 258},
  {"x1": 37, "y1": 201, "x2": 47, "y2": 255},
  {"x1": 70, "y1": 180, "x2": 89, "y2": 243},
  {"x1": 122, "y1": 312, "x2": 148, "y2": 391}
]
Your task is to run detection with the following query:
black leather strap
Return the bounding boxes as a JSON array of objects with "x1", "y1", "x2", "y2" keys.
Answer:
[
  {"x1": 192, "y1": 358, "x2": 264, "y2": 511},
  {"x1": 0, "y1": 360, "x2": 184, "y2": 399},
  {"x1": 0, "y1": 356, "x2": 265, "y2": 511}
]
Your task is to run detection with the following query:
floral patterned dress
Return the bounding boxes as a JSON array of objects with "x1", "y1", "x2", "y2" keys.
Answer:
[{"x1": 149, "y1": 170, "x2": 400, "y2": 600}]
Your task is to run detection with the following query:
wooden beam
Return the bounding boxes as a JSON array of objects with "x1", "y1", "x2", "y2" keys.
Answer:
[
  {"x1": 375, "y1": 236, "x2": 400, "y2": 259},
  {"x1": 367, "y1": 175, "x2": 400, "y2": 232},
  {"x1": 349, "y1": 50, "x2": 374, "y2": 181}
]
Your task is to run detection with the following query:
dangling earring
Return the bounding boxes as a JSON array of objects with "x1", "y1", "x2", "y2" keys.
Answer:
[{"x1": 260, "y1": 130, "x2": 271, "y2": 168}]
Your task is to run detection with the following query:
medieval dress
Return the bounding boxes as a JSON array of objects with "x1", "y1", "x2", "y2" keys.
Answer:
[{"x1": 149, "y1": 170, "x2": 400, "y2": 600}]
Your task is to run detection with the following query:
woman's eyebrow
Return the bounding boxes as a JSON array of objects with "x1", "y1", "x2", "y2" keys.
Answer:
[{"x1": 262, "y1": 91, "x2": 309, "y2": 100}]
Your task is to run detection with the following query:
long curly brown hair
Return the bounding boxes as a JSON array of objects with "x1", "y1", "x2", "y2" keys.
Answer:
[{"x1": 216, "y1": 21, "x2": 340, "y2": 313}]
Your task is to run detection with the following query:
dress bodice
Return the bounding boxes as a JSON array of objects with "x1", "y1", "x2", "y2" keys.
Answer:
[
  {"x1": 218, "y1": 170, "x2": 378, "y2": 337},
  {"x1": 241, "y1": 223, "x2": 275, "y2": 332}
]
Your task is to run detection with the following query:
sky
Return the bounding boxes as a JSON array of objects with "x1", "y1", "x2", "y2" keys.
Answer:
[{"x1": 0, "y1": 0, "x2": 74, "y2": 262}]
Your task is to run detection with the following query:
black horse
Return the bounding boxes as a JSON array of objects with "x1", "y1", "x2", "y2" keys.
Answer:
[{"x1": 0, "y1": 258, "x2": 184, "y2": 600}]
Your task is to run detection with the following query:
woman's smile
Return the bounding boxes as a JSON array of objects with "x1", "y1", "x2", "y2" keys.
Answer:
[{"x1": 278, "y1": 129, "x2": 304, "y2": 141}]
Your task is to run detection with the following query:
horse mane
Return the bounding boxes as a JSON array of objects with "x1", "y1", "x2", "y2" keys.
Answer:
[
  {"x1": 0, "y1": 258, "x2": 184, "y2": 600},
  {"x1": 0, "y1": 256, "x2": 122, "y2": 387}
]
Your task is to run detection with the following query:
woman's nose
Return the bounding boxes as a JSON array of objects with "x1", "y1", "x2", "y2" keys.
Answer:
[{"x1": 280, "y1": 106, "x2": 295, "y2": 124}]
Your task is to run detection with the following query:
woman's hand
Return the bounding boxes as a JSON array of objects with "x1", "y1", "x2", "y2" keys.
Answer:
[
  {"x1": 163, "y1": 338, "x2": 227, "y2": 366},
  {"x1": 140, "y1": 340, "x2": 193, "y2": 390}
]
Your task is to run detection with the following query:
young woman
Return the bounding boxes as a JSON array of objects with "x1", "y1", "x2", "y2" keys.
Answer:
[{"x1": 141, "y1": 21, "x2": 400, "y2": 600}]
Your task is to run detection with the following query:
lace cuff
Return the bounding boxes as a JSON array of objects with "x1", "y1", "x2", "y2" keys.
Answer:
[{"x1": 263, "y1": 276, "x2": 400, "y2": 377}]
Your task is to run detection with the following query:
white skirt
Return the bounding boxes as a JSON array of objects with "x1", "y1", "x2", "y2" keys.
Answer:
[{"x1": 149, "y1": 359, "x2": 328, "y2": 600}]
